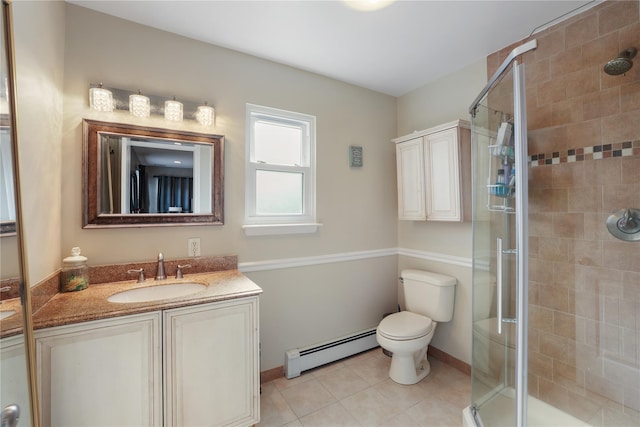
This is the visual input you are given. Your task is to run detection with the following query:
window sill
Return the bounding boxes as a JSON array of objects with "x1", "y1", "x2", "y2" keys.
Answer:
[{"x1": 242, "y1": 223, "x2": 322, "y2": 236}]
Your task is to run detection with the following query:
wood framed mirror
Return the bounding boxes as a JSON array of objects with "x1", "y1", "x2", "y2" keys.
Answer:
[{"x1": 83, "y1": 119, "x2": 224, "y2": 228}]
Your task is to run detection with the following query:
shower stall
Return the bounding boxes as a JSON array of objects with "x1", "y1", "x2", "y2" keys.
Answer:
[{"x1": 463, "y1": 39, "x2": 590, "y2": 427}]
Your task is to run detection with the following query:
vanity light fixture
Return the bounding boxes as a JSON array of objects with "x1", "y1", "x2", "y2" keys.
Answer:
[
  {"x1": 129, "y1": 90, "x2": 150, "y2": 118},
  {"x1": 89, "y1": 84, "x2": 213, "y2": 125},
  {"x1": 89, "y1": 83, "x2": 114, "y2": 112},
  {"x1": 196, "y1": 101, "x2": 215, "y2": 126},
  {"x1": 165, "y1": 96, "x2": 183, "y2": 121}
]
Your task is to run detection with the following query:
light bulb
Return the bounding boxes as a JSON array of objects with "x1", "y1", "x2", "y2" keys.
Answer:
[
  {"x1": 89, "y1": 83, "x2": 114, "y2": 112},
  {"x1": 165, "y1": 97, "x2": 183, "y2": 121},
  {"x1": 196, "y1": 102, "x2": 215, "y2": 126},
  {"x1": 129, "y1": 90, "x2": 150, "y2": 118}
]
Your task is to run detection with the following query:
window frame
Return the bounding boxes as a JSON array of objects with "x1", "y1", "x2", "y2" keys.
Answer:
[{"x1": 244, "y1": 103, "x2": 318, "y2": 235}]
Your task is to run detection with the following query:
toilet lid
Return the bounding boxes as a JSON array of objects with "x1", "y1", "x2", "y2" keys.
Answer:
[{"x1": 378, "y1": 311, "x2": 433, "y2": 340}]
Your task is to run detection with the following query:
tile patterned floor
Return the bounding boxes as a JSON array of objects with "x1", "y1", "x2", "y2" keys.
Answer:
[{"x1": 259, "y1": 348, "x2": 471, "y2": 427}]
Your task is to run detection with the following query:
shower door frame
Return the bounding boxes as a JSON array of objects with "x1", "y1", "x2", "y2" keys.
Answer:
[{"x1": 468, "y1": 39, "x2": 536, "y2": 427}]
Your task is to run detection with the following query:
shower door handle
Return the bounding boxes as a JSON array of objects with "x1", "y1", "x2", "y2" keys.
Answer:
[{"x1": 496, "y1": 237, "x2": 503, "y2": 335}]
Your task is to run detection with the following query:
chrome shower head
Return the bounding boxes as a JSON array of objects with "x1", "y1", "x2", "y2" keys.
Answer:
[{"x1": 604, "y1": 47, "x2": 637, "y2": 75}]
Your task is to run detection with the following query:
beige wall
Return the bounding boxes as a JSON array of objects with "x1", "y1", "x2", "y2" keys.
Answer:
[
  {"x1": 12, "y1": 0, "x2": 65, "y2": 285},
  {"x1": 58, "y1": 5, "x2": 398, "y2": 370}
]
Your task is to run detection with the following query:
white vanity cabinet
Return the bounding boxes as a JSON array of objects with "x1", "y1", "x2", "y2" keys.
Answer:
[
  {"x1": 35, "y1": 296, "x2": 260, "y2": 427},
  {"x1": 35, "y1": 312, "x2": 162, "y2": 426},
  {"x1": 164, "y1": 297, "x2": 260, "y2": 427},
  {"x1": 394, "y1": 120, "x2": 471, "y2": 222}
]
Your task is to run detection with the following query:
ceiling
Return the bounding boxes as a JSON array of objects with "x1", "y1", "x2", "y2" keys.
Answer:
[{"x1": 70, "y1": 0, "x2": 598, "y2": 97}]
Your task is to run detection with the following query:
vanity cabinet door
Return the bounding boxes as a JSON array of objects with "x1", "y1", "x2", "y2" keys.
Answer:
[
  {"x1": 35, "y1": 312, "x2": 162, "y2": 427},
  {"x1": 163, "y1": 296, "x2": 260, "y2": 427}
]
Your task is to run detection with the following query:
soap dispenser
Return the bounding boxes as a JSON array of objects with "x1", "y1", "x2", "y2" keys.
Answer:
[{"x1": 61, "y1": 247, "x2": 89, "y2": 292}]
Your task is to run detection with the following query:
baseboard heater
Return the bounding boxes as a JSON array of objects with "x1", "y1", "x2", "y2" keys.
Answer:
[{"x1": 285, "y1": 327, "x2": 379, "y2": 379}]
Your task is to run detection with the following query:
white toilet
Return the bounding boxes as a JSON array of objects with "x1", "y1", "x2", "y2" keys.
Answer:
[{"x1": 376, "y1": 269, "x2": 457, "y2": 385}]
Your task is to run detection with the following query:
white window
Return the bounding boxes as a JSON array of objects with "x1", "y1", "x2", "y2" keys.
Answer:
[{"x1": 244, "y1": 104, "x2": 319, "y2": 235}]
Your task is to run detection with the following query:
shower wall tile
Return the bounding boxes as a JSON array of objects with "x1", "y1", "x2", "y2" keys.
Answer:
[
  {"x1": 540, "y1": 333, "x2": 569, "y2": 361},
  {"x1": 538, "y1": 236, "x2": 569, "y2": 261},
  {"x1": 553, "y1": 311, "x2": 577, "y2": 342},
  {"x1": 550, "y1": 188, "x2": 569, "y2": 211},
  {"x1": 553, "y1": 262, "x2": 576, "y2": 287},
  {"x1": 602, "y1": 110, "x2": 640, "y2": 142},
  {"x1": 553, "y1": 213, "x2": 584, "y2": 238},
  {"x1": 603, "y1": 242, "x2": 640, "y2": 273},
  {"x1": 529, "y1": 212, "x2": 554, "y2": 236},
  {"x1": 565, "y1": 119, "x2": 602, "y2": 149},
  {"x1": 565, "y1": 13, "x2": 598, "y2": 47},
  {"x1": 593, "y1": 157, "x2": 623, "y2": 185},
  {"x1": 566, "y1": 67, "x2": 601, "y2": 99},
  {"x1": 551, "y1": 98, "x2": 583, "y2": 126},
  {"x1": 598, "y1": 0, "x2": 639, "y2": 35},
  {"x1": 538, "y1": 78, "x2": 566, "y2": 105},
  {"x1": 538, "y1": 283, "x2": 570, "y2": 312},
  {"x1": 620, "y1": 81, "x2": 640, "y2": 111},
  {"x1": 569, "y1": 238, "x2": 602, "y2": 267},
  {"x1": 582, "y1": 32, "x2": 619, "y2": 69},
  {"x1": 552, "y1": 160, "x2": 585, "y2": 188},
  {"x1": 568, "y1": 186, "x2": 602, "y2": 212},
  {"x1": 583, "y1": 87, "x2": 621, "y2": 120}
]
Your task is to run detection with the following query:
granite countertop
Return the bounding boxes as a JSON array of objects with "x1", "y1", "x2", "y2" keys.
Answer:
[
  {"x1": 0, "y1": 298, "x2": 25, "y2": 338},
  {"x1": 31, "y1": 269, "x2": 262, "y2": 330}
]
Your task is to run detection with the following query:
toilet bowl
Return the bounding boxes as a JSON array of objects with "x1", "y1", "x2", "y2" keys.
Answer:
[
  {"x1": 376, "y1": 311, "x2": 436, "y2": 384},
  {"x1": 376, "y1": 269, "x2": 456, "y2": 385}
]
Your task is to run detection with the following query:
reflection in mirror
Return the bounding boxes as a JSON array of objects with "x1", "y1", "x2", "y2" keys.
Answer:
[
  {"x1": 1, "y1": 124, "x2": 16, "y2": 235},
  {"x1": 83, "y1": 119, "x2": 224, "y2": 228},
  {"x1": 99, "y1": 135, "x2": 212, "y2": 215}
]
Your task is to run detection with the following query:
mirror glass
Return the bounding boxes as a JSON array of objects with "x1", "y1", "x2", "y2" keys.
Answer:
[
  {"x1": 1, "y1": 1, "x2": 34, "y2": 425},
  {"x1": 83, "y1": 119, "x2": 224, "y2": 227}
]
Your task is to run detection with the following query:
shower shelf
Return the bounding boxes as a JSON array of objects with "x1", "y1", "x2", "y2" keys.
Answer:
[{"x1": 486, "y1": 143, "x2": 516, "y2": 213}]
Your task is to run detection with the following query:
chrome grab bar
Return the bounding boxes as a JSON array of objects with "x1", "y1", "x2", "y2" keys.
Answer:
[{"x1": 497, "y1": 237, "x2": 503, "y2": 335}]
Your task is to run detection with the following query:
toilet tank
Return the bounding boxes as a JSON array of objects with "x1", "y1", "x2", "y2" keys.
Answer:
[{"x1": 401, "y1": 269, "x2": 457, "y2": 322}]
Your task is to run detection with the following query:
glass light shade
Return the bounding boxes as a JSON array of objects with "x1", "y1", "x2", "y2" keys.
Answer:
[
  {"x1": 89, "y1": 86, "x2": 114, "y2": 112},
  {"x1": 164, "y1": 99, "x2": 183, "y2": 121},
  {"x1": 129, "y1": 92, "x2": 150, "y2": 118},
  {"x1": 196, "y1": 104, "x2": 214, "y2": 126}
]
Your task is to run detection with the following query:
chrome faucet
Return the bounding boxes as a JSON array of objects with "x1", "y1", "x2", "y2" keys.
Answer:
[{"x1": 155, "y1": 253, "x2": 166, "y2": 280}]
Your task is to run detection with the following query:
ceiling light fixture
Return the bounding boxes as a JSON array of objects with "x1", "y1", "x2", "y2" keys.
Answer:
[{"x1": 343, "y1": 0, "x2": 395, "y2": 12}]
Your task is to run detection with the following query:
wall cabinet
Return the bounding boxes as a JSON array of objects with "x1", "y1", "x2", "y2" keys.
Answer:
[
  {"x1": 394, "y1": 120, "x2": 471, "y2": 222},
  {"x1": 35, "y1": 296, "x2": 259, "y2": 427}
]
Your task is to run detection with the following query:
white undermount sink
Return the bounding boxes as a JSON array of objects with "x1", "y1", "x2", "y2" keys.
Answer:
[
  {"x1": 107, "y1": 282, "x2": 207, "y2": 303},
  {"x1": 0, "y1": 310, "x2": 16, "y2": 320}
]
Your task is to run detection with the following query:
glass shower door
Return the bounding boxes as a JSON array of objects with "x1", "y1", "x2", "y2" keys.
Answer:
[{"x1": 469, "y1": 55, "x2": 530, "y2": 427}]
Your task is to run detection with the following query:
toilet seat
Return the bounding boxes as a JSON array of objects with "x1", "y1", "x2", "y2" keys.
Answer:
[{"x1": 378, "y1": 311, "x2": 433, "y2": 340}]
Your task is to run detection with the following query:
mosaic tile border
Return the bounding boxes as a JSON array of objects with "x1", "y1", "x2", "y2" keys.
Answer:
[{"x1": 529, "y1": 140, "x2": 640, "y2": 167}]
